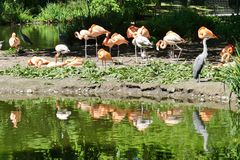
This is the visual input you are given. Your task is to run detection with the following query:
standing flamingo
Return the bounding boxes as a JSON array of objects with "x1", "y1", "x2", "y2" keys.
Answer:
[
  {"x1": 9, "y1": 32, "x2": 21, "y2": 52},
  {"x1": 88, "y1": 24, "x2": 110, "y2": 56},
  {"x1": 156, "y1": 31, "x2": 186, "y2": 61},
  {"x1": 193, "y1": 26, "x2": 217, "y2": 82},
  {"x1": 132, "y1": 33, "x2": 152, "y2": 59},
  {"x1": 102, "y1": 32, "x2": 115, "y2": 53},
  {"x1": 102, "y1": 32, "x2": 128, "y2": 56},
  {"x1": 74, "y1": 29, "x2": 95, "y2": 58},
  {"x1": 55, "y1": 44, "x2": 70, "y2": 63},
  {"x1": 97, "y1": 48, "x2": 113, "y2": 67},
  {"x1": 127, "y1": 25, "x2": 151, "y2": 60}
]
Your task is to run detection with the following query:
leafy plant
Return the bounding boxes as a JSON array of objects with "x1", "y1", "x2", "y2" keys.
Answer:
[{"x1": 0, "y1": 60, "x2": 226, "y2": 85}]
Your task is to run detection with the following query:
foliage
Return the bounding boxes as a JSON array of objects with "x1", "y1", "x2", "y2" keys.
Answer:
[
  {"x1": 90, "y1": 0, "x2": 121, "y2": 17},
  {"x1": 0, "y1": 1, "x2": 32, "y2": 24},
  {"x1": 0, "y1": 60, "x2": 226, "y2": 84},
  {"x1": 37, "y1": 2, "x2": 88, "y2": 23}
]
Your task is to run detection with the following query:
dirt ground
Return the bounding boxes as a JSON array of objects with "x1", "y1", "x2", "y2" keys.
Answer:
[{"x1": 0, "y1": 42, "x2": 237, "y2": 107}]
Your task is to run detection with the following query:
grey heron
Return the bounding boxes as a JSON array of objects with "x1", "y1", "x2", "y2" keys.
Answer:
[
  {"x1": 19, "y1": 30, "x2": 33, "y2": 45},
  {"x1": 193, "y1": 26, "x2": 217, "y2": 82}
]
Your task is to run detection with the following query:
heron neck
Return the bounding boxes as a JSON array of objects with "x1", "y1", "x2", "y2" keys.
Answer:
[{"x1": 202, "y1": 38, "x2": 208, "y2": 56}]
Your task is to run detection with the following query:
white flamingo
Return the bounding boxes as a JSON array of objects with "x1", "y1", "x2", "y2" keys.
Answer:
[
  {"x1": 132, "y1": 34, "x2": 152, "y2": 61},
  {"x1": 156, "y1": 31, "x2": 186, "y2": 61},
  {"x1": 55, "y1": 44, "x2": 70, "y2": 63}
]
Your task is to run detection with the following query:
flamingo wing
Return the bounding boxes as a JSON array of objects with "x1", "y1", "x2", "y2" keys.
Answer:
[
  {"x1": 164, "y1": 31, "x2": 184, "y2": 43},
  {"x1": 136, "y1": 35, "x2": 152, "y2": 48}
]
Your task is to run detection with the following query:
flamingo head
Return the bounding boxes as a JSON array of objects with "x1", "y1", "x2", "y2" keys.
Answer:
[
  {"x1": 11, "y1": 32, "x2": 16, "y2": 38},
  {"x1": 156, "y1": 40, "x2": 167, "y2": 50},
  {"x1": 27, "y1": 59, "x2": 33, "y2": 66},
  {"x1": 127, "y1": 25, "x2": 139, "y2": 38},
  {"x1": 198, "y1": 26, "x2": 218, "y2": 39},
  {"x1": 106, "y1": 32, "x2": 111, "y2": 38},
  {"x1": 74, "y1": 31, "x2": 83, "y2": 40},
  {"x1": 223, "y1": 44, "x2": 234, "y2": 54}
]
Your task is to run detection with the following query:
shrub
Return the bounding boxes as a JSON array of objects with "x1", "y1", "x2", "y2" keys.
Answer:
[{"x1": 0, "y1": 1, "x2": 32, "y2": 23}]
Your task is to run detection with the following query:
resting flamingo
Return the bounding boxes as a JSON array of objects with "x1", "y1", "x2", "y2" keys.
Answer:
[
  {"x1": 102, "y1": 32, "x2": 128, "y2": 56},
  {"x1": 156, "y1": 31, "x2": 186, "y2": 61},
  {"x1": 127, "y1": 25, "x2": 151, "y2": 60},
  {"x1": 88, "y1": 24, "x2": 110, "y2": 56},
  {"x1": 9, "y1": 32, "x2": 21, "y2": 52},
  {"x1": 74, "y1": 29, "x2": 95, "y2": 58}
]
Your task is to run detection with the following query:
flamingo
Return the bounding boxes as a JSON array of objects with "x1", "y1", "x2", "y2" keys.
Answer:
[
  {"x1": 74, "y1": 29, "x2": 95, "y2": 58},
  {"x1": 132, "y1": 33, "x2": 152, "y2": 60},
  {"x1": 127, "y1": 25, "x2": 151, "y2": 60},
  {"x1": 27, "y1": 56, "x2": 50, "y2": 67},
  {"x1": 156, "y1": 31, "x2": 186, "y2": 61},
  {"x1": 55, "y1": 44, "x2": 70, "y2": 63},
  {"x1": 88, "y1": 24, "x2": 110, "y2": 56},
  {"x1": 97, "y1": 48, "x2": 113, "y2": 67},
  {"x1": 219, "y1": 44, "x2": 234, "y2": 63},
  {"x1": 102, "y1": 32, "x2": 115, "y2": 53},
  {"x1": 102, "y1": 32, "x2": 128, "y2": 56},
  {"x1": 9, "y1": 32, "x2": 21, "y2": 52},
  {"x1": 193, "y1": 26, "x2": 217, "y2": 82},
  {"x1": 0, "y1": 41, "x2": 4, "y2": 50}
]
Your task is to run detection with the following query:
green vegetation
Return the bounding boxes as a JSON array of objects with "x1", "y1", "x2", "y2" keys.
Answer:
[{"x1": 0, "y1": 60, "x2": 224, "y2": 84}]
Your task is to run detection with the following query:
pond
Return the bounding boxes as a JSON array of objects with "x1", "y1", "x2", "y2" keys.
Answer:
[
  {"x1": 0, "y1": 97, "x2": 239, "y2": 159},
  {"x1": 0, "y1": 24, "x2": 61, "y2": 50}
]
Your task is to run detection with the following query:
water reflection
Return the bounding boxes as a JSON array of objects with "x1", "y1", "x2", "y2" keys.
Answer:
[
  {"x1": 0, "y1": 25, "x2": 59, "y2": 50},
  {"x1": 77, "y1": 101, "x2": 153, "y2": 131},
  {"x1": 56, "y1": 99, "x2": 71, "y2": 120},
  {"x1": 10, "y1": 110, "x2": 21, "y2": 128},
  {"x1": 0, "y1": 98, "x2": 238, "y2": 159},
  {"x1": 128, "y1": 106, "x2": 153, "y2": 131},
  {"x1": 157, "y1": 108, "x2": 182, "y2": 126}
]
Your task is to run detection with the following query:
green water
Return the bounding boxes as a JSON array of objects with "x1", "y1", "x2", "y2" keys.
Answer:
[
  {"x1": 0, "y1": 97, "x2": 239, "y2": 159},
  {"x1": 0, "y1": 24, "x2": 60, "y2": 50}
]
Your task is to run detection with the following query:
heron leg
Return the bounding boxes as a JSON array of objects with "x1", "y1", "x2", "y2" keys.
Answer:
[{"x1": 175, "y1": 44, "x2": 182, "y2": 62}]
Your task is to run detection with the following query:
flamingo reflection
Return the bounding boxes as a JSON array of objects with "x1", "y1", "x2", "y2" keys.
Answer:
[
  {"x1": 10, "y1": 110, "x2": 21, "y2": 128},
  {"x1": 55, "y1": 100, "x2": 71, "y2": 120},
  {"x1": 128, "y1": 106, "x2": 153, "y2": 131},
  {"x1": 157, "y1": 108, "x2": 183, "y2": 126}
]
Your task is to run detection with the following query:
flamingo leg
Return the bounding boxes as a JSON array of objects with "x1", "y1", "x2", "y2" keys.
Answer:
[
  {"x1": 117, "y1": 45, "x2": 120, "y2": 57},
  {"x1": 85, "y1": 39, "x2": 88, "y2": 58},
  {"x1": 135, "y1": 44, "x2": 138, "y2": 62},
  {"x1": 95, "y1": 37, "x2": 98, "y2": 58},
  {"x1": 109, "y1": 47, "x2": 111, "y2": 54},
  {"x1": 175, "y1": 44, "x2": 182, "y2": 62}
]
